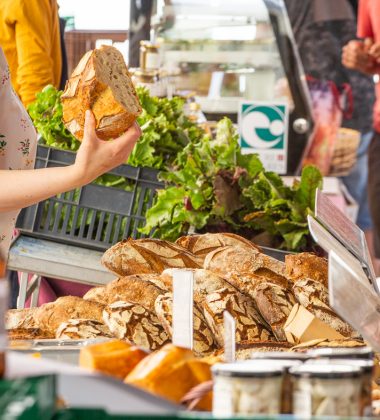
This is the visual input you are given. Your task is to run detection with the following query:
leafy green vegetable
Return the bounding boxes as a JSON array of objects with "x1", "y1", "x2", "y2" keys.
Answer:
[{"x1": 27, "y1": 85, "x2": 80, "y2": 151}]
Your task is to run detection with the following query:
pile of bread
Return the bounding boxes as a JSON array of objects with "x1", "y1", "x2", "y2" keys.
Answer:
[{"x1": 6, "y1": 232, "x2": 360, "y2": 356}]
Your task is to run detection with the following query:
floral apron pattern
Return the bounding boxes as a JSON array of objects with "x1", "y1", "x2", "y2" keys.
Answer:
[{"x1": 0, "y1": 48, "x2": 37, "y2": 259}]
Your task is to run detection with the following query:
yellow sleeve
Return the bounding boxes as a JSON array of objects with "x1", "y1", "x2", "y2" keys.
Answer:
[{"x1": 14, "y1": 0, "x2": 56, "y2": 106}]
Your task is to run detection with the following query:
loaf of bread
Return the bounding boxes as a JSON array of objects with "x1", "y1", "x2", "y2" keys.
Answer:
[
  {"x1": 204, "y1": 246, "x2": 286, "y2": 281},
  {"x1": 154, "y1": 293, "x2": 218, "y2": 356},
  {"x1": 5, "y1": 308, "x2": 38, "y2": 330},
  {"x1": 285, "y1": 253, "x2": 328, "y2": 287},
  {"x1": 79, "y1": 340, "x2": 147, "y2": 379},
  {"x1": 291, "y1": 338, "x2": 365, "y2": 352},
  {"x1": 56, "y1": 319, "x2": 112, "y2": 340},
  {"x1": 203, "y1": 287, "x2": 274, "y2": 346},
  {"x1": 230, "y1": 340, "x2": 292, "y2": 360},
  {"x1": 103, "y1": 301, "x2": 170, "y2": 351},
  {"x1": 176, "y1": 233, "x2": 261, "y2": 262},
  {"x1": 292, "y1": 278, "x2": 354, "y2": 337},
  {"x1": 8, "y1": 327, "x2": 53, "y2": 340},
  {"x1": 253, "y1": 282, "x2": 296, "y2": 341},
  {"x1": 62, "y1": 45, "x2": 141, "y2": 141},
  {"x1": 83, "y1": 286, "x2": 108, "y2": 305},
  {"x1": 102, "y1": 238, "x2": 201, "y2": 276},
  {"x1": 125, "y1": 344, "x2": 209, "y2": 404},
  {"x1": 99, "y1": 275, "x2": 165, "y2": 312},
  {"x1": 34, "y1": 296, "x2": 105, "y2": 335}
]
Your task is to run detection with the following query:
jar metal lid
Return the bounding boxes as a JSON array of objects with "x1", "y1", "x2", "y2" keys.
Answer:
[
  {"x1": 306, "y1": 358, "x2": 374, "y2": 373},
  {"x1": 309, "y1": 346, "x2": 373, "y2": 359},
  {"x1": 212, "y1": 362, "x2": 284, "y2": 378},
  {"x1": 289, "y1": 363, "x2": 362, "y2": 379},
  {"x1": 250, "y1": 351, "x2": 312, "y2": 361}
]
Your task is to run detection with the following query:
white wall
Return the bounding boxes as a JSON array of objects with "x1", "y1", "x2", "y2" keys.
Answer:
[{"x1": 58, "y1": 0, "x2": 130, "y2": 30}]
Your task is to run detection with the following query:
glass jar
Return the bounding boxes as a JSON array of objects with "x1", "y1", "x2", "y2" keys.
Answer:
[
  {"x1": 306, "y1": 358, "x2": 374, "y2": 416},
  {"x1": 241, "y1": 358, "x2": 302, "y2": 414},
  {"x1": 212, "y1": 362, "x2": 284, "y2": 417},
  {"x1": 139, "y1": 41, "x2": 160, "y2": 71},
  {"x1": 290, "y1": 364, "x2": 362, "y2": 417},
  {"x1": 309, "y1": 346, "x2": 374, "y2": 360},
  {"x1": 131, "y1": 69, "x2": 166, "y2": 97}
]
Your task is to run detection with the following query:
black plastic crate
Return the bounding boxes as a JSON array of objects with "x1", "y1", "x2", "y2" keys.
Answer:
[{"x1": 16, "y1": 145, "x2": 164, "y2": 251}]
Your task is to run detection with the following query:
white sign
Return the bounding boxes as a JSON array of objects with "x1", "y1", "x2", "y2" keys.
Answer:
[{"x1": 238, "y1": 101, "x2": 289, "y2": 174}]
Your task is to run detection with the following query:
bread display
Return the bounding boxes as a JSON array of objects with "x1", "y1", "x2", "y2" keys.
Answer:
[
  {"x1": 203, "y1": 287, "x2": 274, "y2": 345},
  {"x1": 62, "y1": 45, "x2": 141, "y2": 141},
  {"x1": 102, "y1": 238, "x2": 201, "y2": 276},
  {"x1": 56, "y1": 319, "x2": 112, "y2": 340},
  {"x1": 79, "y1": 340, "x2": 147, "y2": 379},
  {"x1": 176, "y1": 233, "x2": 261, "y2": 262},
  {"x1": 285, "y1": 253, "x2": 328, "y2": 287},
  {"x1": 154, "y1": 293, "x2": 218, "y2": 355},
  {"x1": 103, "y1": 301, "x2": 170, "y2": 351},
  {"x1": 253, "y1": 283, "x2": 296, "y2": 341},
  {"x1": 34, "y1": 296, "x2": 105, "y2": 335}
]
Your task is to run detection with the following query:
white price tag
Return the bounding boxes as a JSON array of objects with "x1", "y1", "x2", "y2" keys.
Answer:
[
  {"x1": 223, "y1": 311, "x2": 236, "y2": 363},
  {"x1": 172, "y1": 270, "x2": 194, "y2": 349}
]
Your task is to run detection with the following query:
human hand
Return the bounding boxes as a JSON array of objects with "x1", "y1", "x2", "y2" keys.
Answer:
[
  {"x1": 342, "y1": 39, "x2": 376, "y2": 74},
  {"x1": 73, "y1": 110, "x2": 141, "y2": 185}
]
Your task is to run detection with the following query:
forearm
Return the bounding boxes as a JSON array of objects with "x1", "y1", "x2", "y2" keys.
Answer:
[{"x1": 0, "y1": 166, "x2": 81, "y2": 212}]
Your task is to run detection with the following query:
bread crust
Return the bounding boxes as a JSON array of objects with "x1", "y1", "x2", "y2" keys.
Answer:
[
  {"x1": 62, "y1": 45, "x2": 141, "y2": 141},
  {"x1": 5, "y1": 308, "x2": 38, "y2": 330},
  {"x1": 285, "y1": 253, "x2": 328, "y2": 287},
  {"x1": 56, "y1": 319, "x2": 112, "y2": 340}
]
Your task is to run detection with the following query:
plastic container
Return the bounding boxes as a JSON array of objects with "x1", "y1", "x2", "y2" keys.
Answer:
[
  {"x1": 212, "y1": 362, "x2": 284, "y2": 417},
  {"x1": 16, "y1": 145, "x2": 164, "y2": 251},
  {"x1": 290, "y1": 363, "x2": 362, "y2": 417}
]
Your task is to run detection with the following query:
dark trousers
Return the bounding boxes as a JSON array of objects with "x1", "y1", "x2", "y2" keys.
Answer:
[{"x1": 368, "y1": 131, "x2": 380, "y2": 257}]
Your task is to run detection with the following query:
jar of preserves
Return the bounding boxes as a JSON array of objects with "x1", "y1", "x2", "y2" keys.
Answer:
[
  {"x1": 290, "y1": 363, "x2": 362, "y2": 417},
  {"x1": 139, "y1": 41, "x2": 160, "y2": 71},
  {"x1": 212, "y1": 362, "x2": 284, "y2": 417}
]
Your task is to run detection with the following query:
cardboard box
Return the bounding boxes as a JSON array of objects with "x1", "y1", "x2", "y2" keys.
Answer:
[{"x1": 284, "y1": 304, "x2": 344, "y2": 344}]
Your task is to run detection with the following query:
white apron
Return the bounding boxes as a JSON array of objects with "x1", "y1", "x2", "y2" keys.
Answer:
[{"x1": 0, "y1": 48, "x2": 37, "y2": 260}]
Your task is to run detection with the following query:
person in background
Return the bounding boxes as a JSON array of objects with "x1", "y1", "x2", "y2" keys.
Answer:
[
  {"x1": 342, "y1": 0, "x2": 380, "y2": 269},
  {"x1": 0, "y1": 0, "x2": 65, "y2": 106},
  {"x1": 285, "y1": 0, "x2": 379, "y2": 271}
]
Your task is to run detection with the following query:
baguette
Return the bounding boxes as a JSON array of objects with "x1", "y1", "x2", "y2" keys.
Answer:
[
  {"x1": 102, "y1": 238, "x2": 201, "y2": 276},
  {"x1": 62, "y1": 45, "x2": 141, "y2": 141}
]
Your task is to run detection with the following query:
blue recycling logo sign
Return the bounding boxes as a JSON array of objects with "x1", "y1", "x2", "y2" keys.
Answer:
[{"x1": 240, "y1": 103, "x2": 286, "y2": 150}]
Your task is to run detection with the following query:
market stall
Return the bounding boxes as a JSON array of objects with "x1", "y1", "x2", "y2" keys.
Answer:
[{"x1": 1, "y1": 0, "x2": 378, "y2": 418}]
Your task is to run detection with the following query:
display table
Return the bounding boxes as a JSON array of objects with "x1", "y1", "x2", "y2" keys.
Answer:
[{"x1": 7, "y1": 236, "x2": 114, "y2": 309}]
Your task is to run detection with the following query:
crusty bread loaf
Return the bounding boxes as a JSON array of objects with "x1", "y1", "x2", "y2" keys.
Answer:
[
  {"x1": 292, "y1": 278, "x2": 354, "y2": 337},
  {"x1": 126, "y1": 344, "x2": 208, "y2": 404},
  {"x1": 203, "y1": 287, "x2": 274, "y2": 346},
  {"x1": 62, "y1": 45, "x2": 141, "y2": 141},
  {"x1": 5, "y1": 308, "x2": 38, "y2": 330},
  {"x1": 80, "y1": 340, "x2": 147, "y2": 379},
  {"x1": 83, "y1": 286, "x2": 108, "y2": 305},
  {"x1": 223, "y1": 340, "x2": 292, "y2": 360},
  {"x1": 103, "y1": 301, "x2": 169, "y2": 351},
  {"x1": 285, "y1": 253, "x2": 328, "y2": 287},
  {"x1": 56, "y1": 319, "x2": 112, "y2": 340},
  {"x1": 253, "y1": 282, "x2": 296, "y2": 341},
  {"x1": 100, "y1": 275, "x2": 165, "y2": 312},
  {"x1": 101, "y1": 238, "x2": 201, "y2": 276},
  {"x1": 291, "y1": 338, "x2": 365, "y2": 352},
  {"x1": 204, "y1": 246, "x2": 286, "y2": 281},
  {"x1": 176, "y1": 233, "x2": 261, "y2": 263},
  {"x1": 154, "y1": 293, "x2": 218, "y2": 356},
  {"x1": 34, "y1": 296, "x2": 105, "y2": 335}
]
